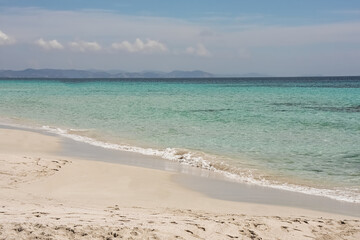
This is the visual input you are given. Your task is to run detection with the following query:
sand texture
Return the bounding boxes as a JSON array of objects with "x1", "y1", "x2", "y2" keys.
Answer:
[{"x1": 0, "y1": 128, "x2": 359, "y2": 239}]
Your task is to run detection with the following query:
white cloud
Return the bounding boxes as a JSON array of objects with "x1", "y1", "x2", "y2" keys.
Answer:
[
  {"x1": 186, "y1": 43, "x2": 211, "y2": 57},
  {"x1": 35, "y1": 38, "x2": 63, "y2": 50},
  {"x1": 69, "y1": 40, "x2": 102, "y2": 52},
  {"x1": 112, "y1": 38, "x2": 167, "y2": 53},
  {"x1": 0, "y1": 30, "x2": 15, "y2": 45}
]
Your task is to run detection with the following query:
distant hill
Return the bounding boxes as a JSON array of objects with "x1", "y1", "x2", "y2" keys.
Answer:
[
  {"x1": 0, "y1": 69, "x2": 215, "y2": 78},
  {"x1": 0, "y1": 69, "x2": 111, "y2": 78}
]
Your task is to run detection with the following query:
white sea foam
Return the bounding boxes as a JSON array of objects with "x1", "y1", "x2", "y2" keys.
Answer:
[{"x1": 40, "y1": 125, "x2": 360, "y2": 204}]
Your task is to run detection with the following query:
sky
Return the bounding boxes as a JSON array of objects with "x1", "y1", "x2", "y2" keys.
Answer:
[{"x1": 1, "y1": 0, "x2": 360, "y2": 76}]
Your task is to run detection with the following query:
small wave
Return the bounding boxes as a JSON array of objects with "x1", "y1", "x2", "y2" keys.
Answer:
[
  {"x1": 308, "y1": 105, "x2": 360, "y2": 113},
  {"x1": 188, "y1": 108, "x2": 232, "y2": 113},
  {"x1": 41, "y1": 125, "x2": 360, "y2": 204},
  {"x1": 272, "y1": 102, "x2": 360, "y2": 113}
]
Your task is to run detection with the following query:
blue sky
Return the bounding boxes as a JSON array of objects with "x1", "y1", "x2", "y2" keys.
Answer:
[
  {"x1": 2, "y1": 0, "x2": 360, "y2": 21},
  {"x1": 1, "y1": 0, "x2": 360, "y2": 75}
]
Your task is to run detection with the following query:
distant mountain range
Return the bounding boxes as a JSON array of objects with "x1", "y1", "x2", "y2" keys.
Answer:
[
  {"x1": 0, "y1": 69, "x2": 272, "y2": 78},
  {"x1": 0, "y1": 69, "x2": 215, "y2": 78}
]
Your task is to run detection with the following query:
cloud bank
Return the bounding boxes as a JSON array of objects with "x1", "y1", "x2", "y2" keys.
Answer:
[
  {"x1": 69, "y1": 41, "x2": 102, "y2": 52},
  {"x1": 112, "y1": 38, "x2": 167, "y2": 53},
  {"x1": 35, "y1": 38, "x2": 63, "y2": 50},
  {"x1": 0, "y1": 30, "x2": 15, "y2": 45}
]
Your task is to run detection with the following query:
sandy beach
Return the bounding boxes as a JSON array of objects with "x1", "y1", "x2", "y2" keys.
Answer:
[{"x1": 0, "y1": 128, "x2": 359, "y2": 239}]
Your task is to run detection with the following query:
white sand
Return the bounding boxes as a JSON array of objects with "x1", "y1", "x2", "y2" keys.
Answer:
[{"x1": 0, "y1": 128, "x2": 359, "y2": 239}]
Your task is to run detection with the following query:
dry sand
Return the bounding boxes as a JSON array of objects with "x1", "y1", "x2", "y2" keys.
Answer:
[{"x1": 0, "y1": 128, "x2": 359, "y2": 239}]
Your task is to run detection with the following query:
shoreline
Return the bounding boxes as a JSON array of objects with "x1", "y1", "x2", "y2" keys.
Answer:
[
  {"x1": 1, "y1": 123, "x2": 360, "y2": 217},
  {"x1": 2, "y1": 121, "x2": 359, "y2": 205},
  {"x1": 0, "y1": 127, "x2": 359, "y2": 239}
]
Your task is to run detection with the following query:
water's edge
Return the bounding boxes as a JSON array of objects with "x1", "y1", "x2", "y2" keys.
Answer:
[
  {"x1": 1, "y1": 120, "x2": 359, "y2": 204},
  {"x1": 1, "y1": 123, "x2": 360, "y2": 217}
]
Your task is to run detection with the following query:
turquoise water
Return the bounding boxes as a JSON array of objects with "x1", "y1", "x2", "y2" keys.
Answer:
[{"x1": 0, "y1": 77, "x2": 359, "y2": 202}]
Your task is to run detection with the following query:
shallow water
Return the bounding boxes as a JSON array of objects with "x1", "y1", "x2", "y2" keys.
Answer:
[{"x1": 0, "y1": 77, "x2": 359, "y2": 202}]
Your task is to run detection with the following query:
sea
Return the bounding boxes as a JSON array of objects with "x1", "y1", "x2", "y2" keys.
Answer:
[{"x1": 0, "y1": 77, "x2": 359, "y2": 203}]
